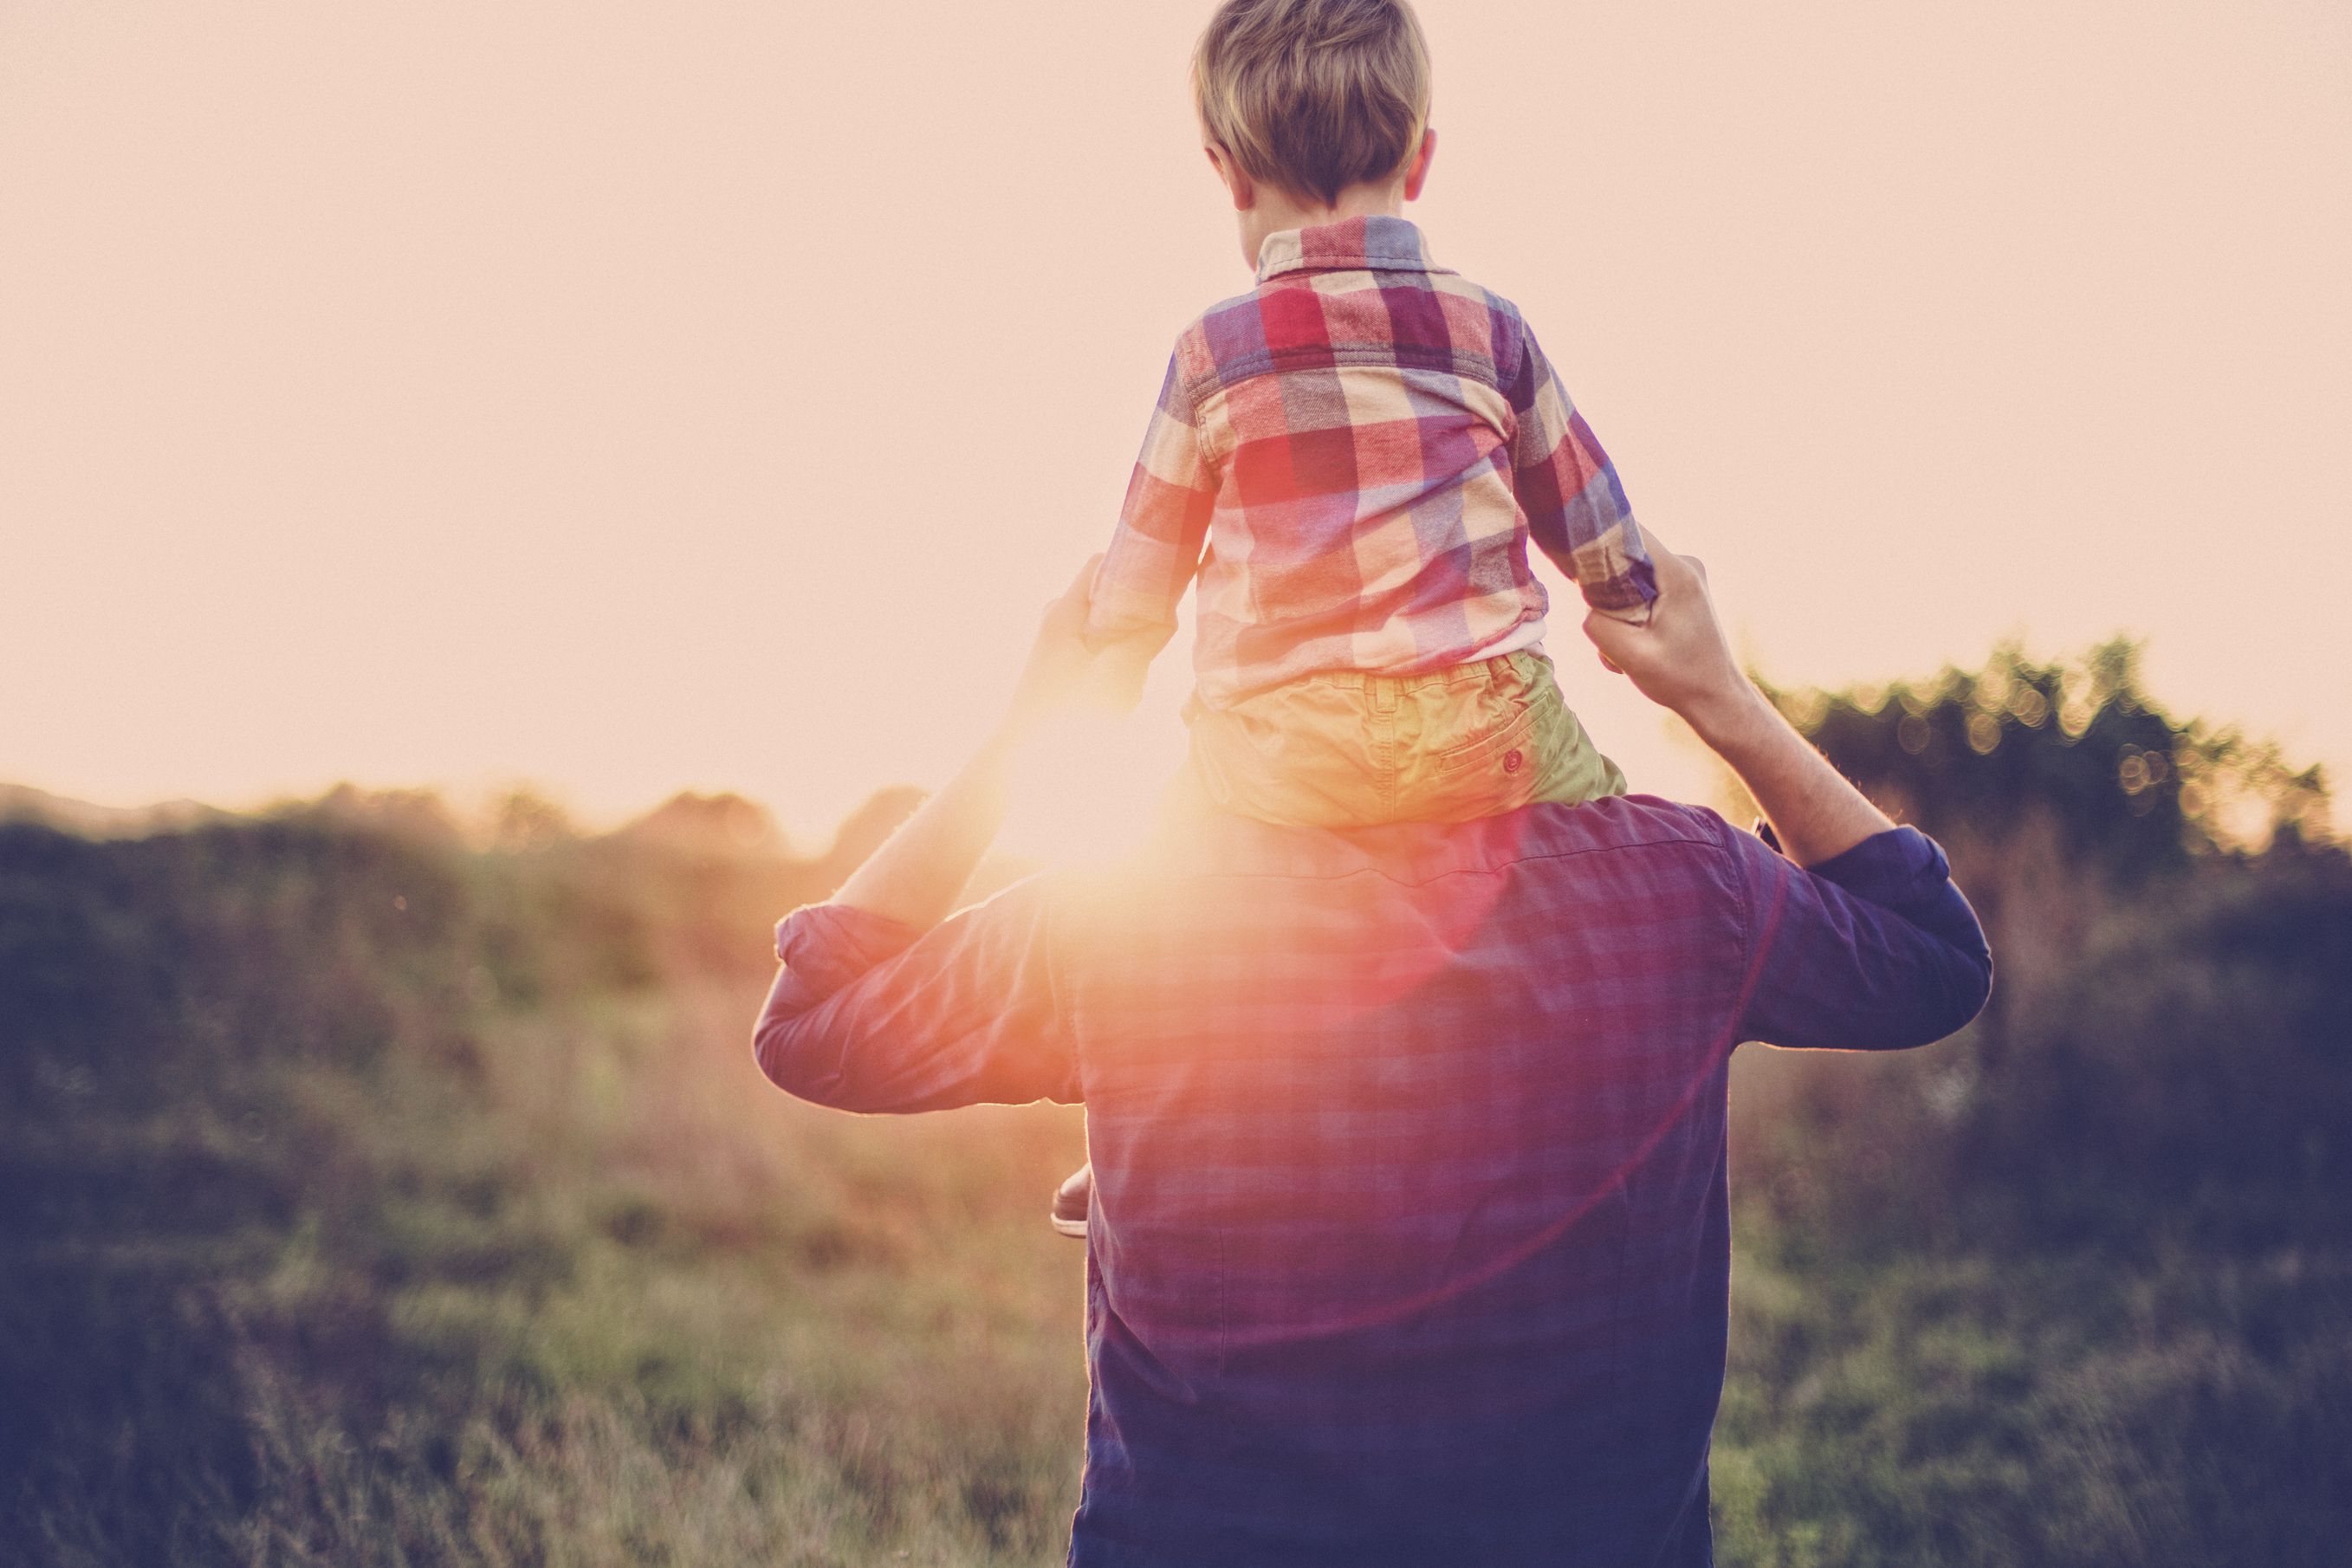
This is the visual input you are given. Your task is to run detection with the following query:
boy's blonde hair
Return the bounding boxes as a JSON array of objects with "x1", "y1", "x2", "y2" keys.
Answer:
[{"x1": 1194, "y1": 0, "x2": 1432, "y2": 207}]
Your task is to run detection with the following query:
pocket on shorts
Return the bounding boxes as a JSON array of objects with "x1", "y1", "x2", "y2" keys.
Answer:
[{"x1": 1431, "y1": 695, "x2": 1545, "y2": 778}]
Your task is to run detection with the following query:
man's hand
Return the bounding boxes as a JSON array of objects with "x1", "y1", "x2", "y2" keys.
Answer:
[
  {"x1": 833, "y1": 557, "x2": 1113, "y2": 932},
  {"x1": 1085, "y1": 633, "x2": 1160, "y2": 718},
  {"x1": 1579, "y1": 539, "x2": 1759, "y2": 742},
  {"x1": 1000, "y1": 555, "x2": 1109, "y2": 742},
  {"x1": 1581, "y1": 534, "x2": 1897, "y2": 866}
]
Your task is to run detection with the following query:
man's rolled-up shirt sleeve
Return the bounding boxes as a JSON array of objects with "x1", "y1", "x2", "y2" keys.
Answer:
[
  {"x1": 752, "y1": 877, "x2": 1079, "y2": 1114},
  {"x1": 1729, "y1": 821, "x2": 1994, "y2": 1052}
]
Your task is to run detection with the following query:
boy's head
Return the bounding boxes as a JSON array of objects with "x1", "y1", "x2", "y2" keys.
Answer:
[{"x1": 1193, "y1": 0, "x2": 1435, "y2": 262}]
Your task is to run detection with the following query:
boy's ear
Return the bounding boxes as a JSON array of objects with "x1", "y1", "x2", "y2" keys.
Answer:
[
  {"x1": 1403, "y1": 127, "x2": 1437, "y2": 201},
  {"x1": 1204, "y1": 142, "x2": 1257, "y2": 211}
]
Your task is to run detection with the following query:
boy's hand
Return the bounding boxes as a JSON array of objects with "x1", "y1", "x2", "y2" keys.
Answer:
[{"x1": 1579, "y1": 535, "x2": 1760, "y2": 740}]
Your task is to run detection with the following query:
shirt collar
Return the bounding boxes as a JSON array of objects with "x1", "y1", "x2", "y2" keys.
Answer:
[{"x1": 1254, "y1": 215, "x2": 1445, "y2": 283}]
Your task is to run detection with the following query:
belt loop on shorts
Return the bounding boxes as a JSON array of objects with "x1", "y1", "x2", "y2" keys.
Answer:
[{"x1": 1370, "y1": 678, "x2": 1399, "y2": 716}]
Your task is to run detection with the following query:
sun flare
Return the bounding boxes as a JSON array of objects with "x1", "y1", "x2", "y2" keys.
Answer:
[{"x1": 999, "y1": 709, "x2": 1186, "y2": 865}]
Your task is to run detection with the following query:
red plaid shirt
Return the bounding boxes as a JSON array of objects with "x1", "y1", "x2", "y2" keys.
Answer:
[{"x1": 1085, "y1": 216, "x2": 1657, "y2": 707}]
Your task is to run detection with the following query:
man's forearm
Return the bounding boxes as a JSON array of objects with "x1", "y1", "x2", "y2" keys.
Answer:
[
  {"x1": 824, "y1": 556, "x2": 1107, "y2": 934},
  {"x1": 828, "y1": 734, "x2": 1014, "y2": 935},
  {"x1": 1685, "y1": 683, "x2": 1895, "y2": 868}
]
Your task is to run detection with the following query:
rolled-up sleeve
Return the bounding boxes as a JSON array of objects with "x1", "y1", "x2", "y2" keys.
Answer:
[
  {"x1": 1730, "y1": 821, "x2": 1994, "y2": 1052},
  {"x1": 752, "y1": 877, "x2": 1079, "y2": 1114}
]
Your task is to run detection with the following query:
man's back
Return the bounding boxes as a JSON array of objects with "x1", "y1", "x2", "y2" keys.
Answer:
[
  {"x1": 757, "y1": 794, "x2": 1991, "y2": 1567},
  {"x1": 1066, "y1": 797, "x2": 1747, "y2": 1565}
]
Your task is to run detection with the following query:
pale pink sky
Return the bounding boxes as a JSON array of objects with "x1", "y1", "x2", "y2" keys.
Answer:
[{"x1": 4, "y1": 1, "x2": 2347, "y2": 846}]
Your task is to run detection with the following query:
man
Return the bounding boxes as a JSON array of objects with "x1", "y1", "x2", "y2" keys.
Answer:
[{"x1": 754, "y1": 543, "x2": 1992, "y2": 1567}]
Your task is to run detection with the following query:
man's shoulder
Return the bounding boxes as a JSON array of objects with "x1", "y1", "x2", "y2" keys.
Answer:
[
  {"x1": 1475, "y1": 794, "x2": 1735, "y2": 866},
  {"x1": 1033, "y1": 798, "x2": 1769, "y2": 993},
  {"x1": 1108, "y1": 795, "x2": 1740, "y2": 890},
  {"x1": 1480, "y1": 795, "x2": 1745, "y2": 890}
]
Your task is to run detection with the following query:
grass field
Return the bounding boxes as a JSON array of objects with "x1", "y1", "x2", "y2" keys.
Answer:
[{"x1": 3, "y1": 788, "x2": 2348, "y2": 1565}]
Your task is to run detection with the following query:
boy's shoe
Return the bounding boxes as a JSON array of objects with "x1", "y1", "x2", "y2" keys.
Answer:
[{"x1": 1051, "y1": 1163, "x2": 1092, "y2": 1238}]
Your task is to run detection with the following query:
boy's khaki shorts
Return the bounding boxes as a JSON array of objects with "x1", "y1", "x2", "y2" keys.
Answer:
[{"x1": 1179, "y1": 650, "x2": 1625, "y2": 830}]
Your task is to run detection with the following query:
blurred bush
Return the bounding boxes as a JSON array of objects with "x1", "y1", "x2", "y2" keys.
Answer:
[
  {"x1": 1711, "y1": 643, "x2": 2352, "y2": 1565},
  {"x1": 1733, "y1": 641, "x2": 2349, "y2": 1247},
  {"x1": 0, "y1": 785, "x2": 1093, "y2": 1568}
]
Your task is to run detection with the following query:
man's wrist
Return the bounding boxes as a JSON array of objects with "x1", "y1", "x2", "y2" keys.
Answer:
[
  {"x1": 1676, "y1": 677, "x2": 1776, "y2": 758},
  {"x1": 965, "y1": 723, "x2": 1022, "y2": 796}
]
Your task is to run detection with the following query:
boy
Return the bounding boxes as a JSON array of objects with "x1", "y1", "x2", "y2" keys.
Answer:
[{"x1": 1054, "y1": 0, "x2": 1657, "y2": 1234}]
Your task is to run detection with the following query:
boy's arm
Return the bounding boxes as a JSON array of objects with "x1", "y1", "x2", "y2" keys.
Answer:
[
  {"x1": 1085, "y1": 352, "x2": 1218, "y2": 666},
  {"x1": 1506, "y1": 322, "x2": 1658, "y2": 622}
]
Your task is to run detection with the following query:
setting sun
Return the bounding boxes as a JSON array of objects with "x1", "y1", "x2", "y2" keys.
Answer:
[{"x1": 1000, "y1": 709, "x2": 1185, "y2": 865}]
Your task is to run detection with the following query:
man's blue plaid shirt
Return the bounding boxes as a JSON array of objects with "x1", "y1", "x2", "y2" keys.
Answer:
[{"x1": 756, "y1": 796, "x2": 1991, "y2": 1567}]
